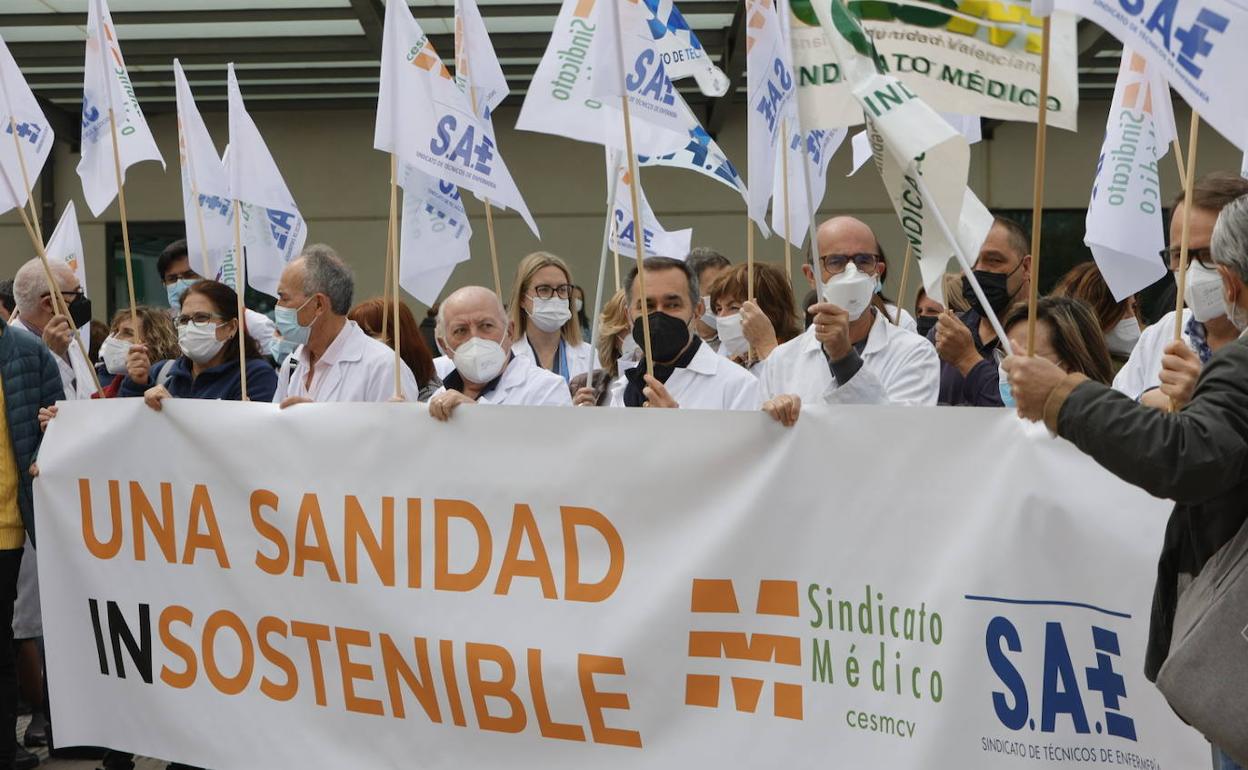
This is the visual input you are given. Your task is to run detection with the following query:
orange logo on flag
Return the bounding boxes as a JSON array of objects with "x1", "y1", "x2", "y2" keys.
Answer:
[
  {"x1": 745, "y1": 0, "x2": 768, "y2": 55},
  {"x1": 1120, "y1": 53, "x2": 1154, "y2": 116},
  {"x1": 684, "y1": 578, "x2": 803, "y2": 720}
]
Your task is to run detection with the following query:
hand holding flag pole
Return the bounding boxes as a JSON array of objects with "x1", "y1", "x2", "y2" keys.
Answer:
[{"x1": 1170, "y1": 111, "x2": 1202, "y2": 413}]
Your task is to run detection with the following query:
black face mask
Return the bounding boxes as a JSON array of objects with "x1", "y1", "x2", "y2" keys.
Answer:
[
  {"x1": 963, "y1": 264, "x2": 1022, "y2": 319},
  {"x1": 66, "y1": 293, "x2": 93, "y2": 329},
  {"x1": 632, "y1": 311, "x2": 691, "y2": 363},
  {"x1": 916, "y1": 314, "x2": 938, "y2": 339}
]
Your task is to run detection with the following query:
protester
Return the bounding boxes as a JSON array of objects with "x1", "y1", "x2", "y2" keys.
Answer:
[
  {"x1": 997, "y1": 297, "x2": 1115, "y2": 407},
  {"x1": 914, "y1": 287, "x2": 943, "y2": 339},
  {"x1": 931, "y1": 215, "x2": 1031, "y2": 406},
  {"x1": 571, "y1": 289, "x2": 631, "y2": 407},
  {"x1": 11, "y1": 259, "x2": 98, "y2": 400},
  {"x1": 87, "y1": 319, "x2": 108, "y2": 364},
  {"x1": 348, "y1": 298, "x2": 440, "y2": 401},
  {"x1": 1002, "y1": 192, "x2": 1248, "y2": 770},
  {"x1": 157, "y1": 239, "x2": 277, "y2": 356},
  {"x1": 428, "y1": 286, "x2": 571, "y2": 419},
  {"x1": 94, "y1": 307, "x2": 179, "y2": 399},
  {"x1": 120, "y1": 281, "x2": 277, "y2": 407},
  {"x1": 571, "y1": 285, "x2": 591, "y2": 341},
  {"x1": 1113, "y1": 173, "x2": 1248, "y2": 408},
  {"x1": 686, "y1": 247, "x2": 732, "y2": 352},
  {"x1": 1051, "y1": 262, "x2": 1141, "y2": 371},
  {"x1": 507, "y1": 252, "x2": 595, "y2": 382},
  {"x1": 761, "y1": 218, "x2": 939, "y2": 425},
  {"x1": 708, "y1": 263, "x2": 802, "y2": 372},
  {"x1": 272, "y1": 245, "x2": 419, "y2": 405},
  {"x1": 0, "y1": 280, "x2": 13, "y2": 322},
  {"x1": 0, "y1": 315, "x2": 64, "y2": 770},
  {"x1": 608, "y1": 257, "x2": 760, "y2": 410}
]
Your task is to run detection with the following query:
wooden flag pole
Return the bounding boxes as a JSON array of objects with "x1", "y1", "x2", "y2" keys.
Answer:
[
  {"x1": 1171, "y1": 139, "x2": 1187, "y2": 191},
  {"x1": 180, "y1": 125, "x2": 213, "y2": 279},
  {"x1": 231, "y1": 200, "x2": 249, "y2": 401},
  {"x1": 620, "y1": 97, "x2": 653, "y2": 367},
  {"x1": 1024, "y1": 15, "x2": 1052, "y2": 357},
  {"x1": 612, "y1": 231, "x2": 622, "y2": 292},
  {"x1": 389, "y1": 154, "x2": 403, "y2": 400},
  {"x1": 107, "y1": 108, "x2": 140, "y2": 335},
  {"x1": 780, "y1": 118, "x2": 793, "y2": 288},
  {"x1": 746, "y1": 218, "x2": 755, "y2": 302},
  {"x1": 1172, "y1": 112, "x2": 1202, "y2": 343},
  {"x1": 381, "y1": 175, "x2": 396, "y2": 340},
  {"x1": 893, "y1": 243, "x2": 913, "y2": 326}
]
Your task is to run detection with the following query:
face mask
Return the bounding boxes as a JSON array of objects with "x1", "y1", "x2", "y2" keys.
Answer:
[
  {"x1": 633, "y1": 311, "x2": 692, "y2": 363},
  {"x1": 717, "y1": 312, "x2": 749, "y2": 357},
  {"x1": 574, "y1": 298, "x2": 584, "y2": 315},
  {"x1": 274, "y1": 297, "x2": 317, "y2": 346},
  {"x1": 1184, "y1": 262, "x2": 1226, "y2": 323},
  {"x1": 99, "y1": 335, "x2": 132, "y2": 375},
  {"x1": 166, "y1": 279, "x2": 196, "y2": 315},
  {"x1": 963, "y1": 266, "x2": 1020, "y2": 319},
  {"x1": 178, "y1": 321, "x2": 228, "y2": 364},
  {"x1": 66, "y1": 293, "x2": 93, "y2": 328},
  {"x1": 452, "y1": 335, "x2": 508, "y2": 384},
  {"x1": 821, "y1": 263, "x2": 876, "y2": 320},
  {"x1": 699, "y1": 296, "x2": 717, "y2": 330},
  {"x1": 997, "y1": 364, "x2": 1016, "y2": 409},
  {"x1": 916, "y1": 314, "x2": 938, "y2": 339},
  {"x1": 619, "y1": 333, "x2": 641, "y2": 362},
  {"x1": 528, "y1": 296, "x2": 572, "y2": 334},
  {"x1": 1105, "y1": 316, "x2": 1141, "y2": 357}
]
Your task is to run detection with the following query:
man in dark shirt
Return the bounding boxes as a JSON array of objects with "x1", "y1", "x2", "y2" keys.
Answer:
[{"x1": 929, "y1": 215, "x2": 1031, "y2": 406}]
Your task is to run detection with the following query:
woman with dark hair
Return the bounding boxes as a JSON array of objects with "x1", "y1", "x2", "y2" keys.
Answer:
[
  {"x1": 1051, "y1": 261, "x2": 1141, "y2": 371},
  {"x1": 998, "y1": 296, "x2": 1115, "y2": 407},
  {"x1": 120, "y1": 280, "x2": 277, "y2": 408},
  {"x1": 708, "y1": 262, "x2": 802, "y2": 372},
  {"x1": 349, "y1": 298, "x2": 440, "y2": 401}
]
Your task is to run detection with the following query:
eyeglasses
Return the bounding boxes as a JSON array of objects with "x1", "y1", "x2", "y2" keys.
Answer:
[
  {"x1": 1159, "y1": 246, "x2": 1215, "y2": 271},
  {"x1": 531, "y1": 283, "x2": 572, "y2": 300},
  {"x1": 819, "y1": 253, "x2": 879, "y2": 275},
  {"x1": 175, "y1": 312, "x2": 223, "y2": 327}
]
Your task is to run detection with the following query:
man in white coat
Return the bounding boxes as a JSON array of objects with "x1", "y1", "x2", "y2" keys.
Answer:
[
  {"x1": 273, "y1": 245, "x2": 419, "y2": 405},
  {"x1": 608, "y1": 257, "x2": 761, "y2": 411},
  {"x1": 10, "y1": 259, "x2": 98, "y2": 401},
  {"x1": 427, "y1": 286, "x2": 572, "y2": 419},
  {"x1": 762, "y1": 217, "x2": 938, "y2": 426}
]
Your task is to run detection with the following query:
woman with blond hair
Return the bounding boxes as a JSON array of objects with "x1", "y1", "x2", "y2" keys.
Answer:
[
  {"x1": 507, "y1": 251, "x2": 595, "y2": 382},
  {"x1": 94, "y1": 306, "x2": 180, "y2": 398}
]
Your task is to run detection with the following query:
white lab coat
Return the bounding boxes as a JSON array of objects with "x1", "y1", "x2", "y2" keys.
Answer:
[
  {"x1": 11, "y1": 317, "x2": 98, "y2": 400},
  {"x1": 433, "y1": 352, "x2": 572, "y2": 406},
  {"x1": 511, "y1": 334, "x2": 595, "y2": 382},
  {"x1": 1112, "y1": 309, "x2": 1197, "y2": 400},
  {"x1": 608, "y1": 339, "x2": 762, "y2": 410},
  {"x1": 761, "y1": 309, "x2": 939, "y2": 406},
  {"x1": 274, "y1": 320, "x2": 419, "y2": 403}
]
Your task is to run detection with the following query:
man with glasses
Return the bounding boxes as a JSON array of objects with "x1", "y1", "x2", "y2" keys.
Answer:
[
  {"x1": 10, "y1": 259, "x2": 96, "y2": 401},
  {"x1": 1113, "y1": 173, "x2": 1248, "y2": 408},
  {"x1": 761, "y1": 217, "x2": 938, "y2": 425},
  {"x1": 930, "y1": 215, "x2": 1031, "y2": 406},
  {"x1": 157, "y1": 238, "x2": 277, "y2": 357}
]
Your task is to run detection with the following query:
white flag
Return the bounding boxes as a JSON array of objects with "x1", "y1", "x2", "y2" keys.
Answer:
[
  {"x1": 745, "y1": 0, "x2": 794, "y2": 233},
  {"x1": 174, "y1": 60, "x2": 233, "y2": 284},
  {"x1": 376, "y1": 0, "x2": 537, "y2": 237},
  {"x1": 637, "y1": 119, "x2": 747, "y2": 201},
  {"x1": 643, "y1": 0, "x2": 730, "y2": 97},
  {"x1": 399, "y1": 164, "x2": 473, "y2": 306},
  {"x1": 45, "y1": 201, "x2": 86, "y2": 298},
  {"x1": 1085, "y1": 49, "x2": 1176, "y2": 301},
  {"x1": 455, "y1": 0, "x2": 508, "y2": 120},
  {"x1": 516, "y1": 0, "x2": 690, "y2": 156},
  {"x1": 772, "y1": 122, "x2": 847, "y2": 248},
  {"x1": 0, "y1": 35, "x2": 54, "y2": 216},
  {"x1": 77, "y1": 0, "x2": 163, "y2": 218},
  {"x1": 609, "y1": 151, "x2": 692, "y2": 260},
  {"x1": 1052, "y1": 0, "x2": 1246, "y2": 153},
  {"x1": 227, "y1": 64, "x2": 307, "y2": 296},
  {"x1": 809, "y1": 0, "x2": 989, "y2": 305}
]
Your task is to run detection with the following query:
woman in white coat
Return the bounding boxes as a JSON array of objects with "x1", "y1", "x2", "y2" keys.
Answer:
[{"x1": 507, "y1": 251, "x2": 595, "y2": 383}]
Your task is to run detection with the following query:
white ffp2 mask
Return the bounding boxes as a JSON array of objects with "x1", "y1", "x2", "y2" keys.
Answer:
[{"x1": 452, "y1": 336, "x2": 508, "y2": 384}]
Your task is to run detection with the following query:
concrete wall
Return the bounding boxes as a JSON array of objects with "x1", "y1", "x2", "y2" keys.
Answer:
[{"x1": 0, "y1": 97, "x2": 1241, "y2": 323}]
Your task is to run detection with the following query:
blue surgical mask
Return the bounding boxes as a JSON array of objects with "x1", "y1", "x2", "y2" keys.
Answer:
[
  {"x1": 165, "y1": 278, "x2": 196, "y2": 315},
  {"x1": 272, "y1": 335, "x2": 299, "y2": 365},
  {"x1": 997, "y1": 364, "x2": 1015, "y2": 408},
  {"x1": 273, "y1": 297, "x2": 316, "y2": 346}
]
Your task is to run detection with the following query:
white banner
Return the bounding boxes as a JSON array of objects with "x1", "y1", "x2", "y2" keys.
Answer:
[
  {"x1": 609, "y1": 153, "x2": 692, "y2": 260},
  {"x1": 36, "y1": 400, "x2": 1210, "y2": 769},
  {"x1": 790, "y1": 0, "x2": 1079, "y2": 132}
]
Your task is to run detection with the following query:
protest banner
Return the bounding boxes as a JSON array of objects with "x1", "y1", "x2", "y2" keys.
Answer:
[
  {"x1": 789, "y1": 0, "x2": 1079, "y2": 131},
  {"x1": 36, "y1": 399, "x2": 1209, "y2": 769}
]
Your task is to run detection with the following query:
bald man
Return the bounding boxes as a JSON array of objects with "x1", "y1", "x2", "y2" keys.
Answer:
[
  {"x1": 762, "y1": 217, "x2": 939, "y2": 425},
  {"x1": 428, "y1": 286, "x2": 571, "y2": 420}
]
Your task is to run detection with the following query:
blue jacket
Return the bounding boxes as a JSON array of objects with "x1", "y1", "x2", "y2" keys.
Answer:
[
  {"x1": 0, "y1": 319, "x2": 65, "y2": 545},
  {"x1": 119, "y1": 356, "x2": 277, "y2": 402}
]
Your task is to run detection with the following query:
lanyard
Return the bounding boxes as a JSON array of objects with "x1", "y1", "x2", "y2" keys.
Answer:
[{"x1": 530, "y1": 337, "x2": 571, "y2": 383}]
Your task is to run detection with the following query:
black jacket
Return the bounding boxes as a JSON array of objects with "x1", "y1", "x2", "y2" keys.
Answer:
[{"x1": 1056, "y1": 335, "x2": 1248, "y2": 680}]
